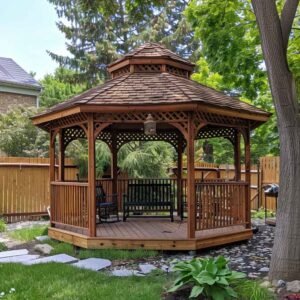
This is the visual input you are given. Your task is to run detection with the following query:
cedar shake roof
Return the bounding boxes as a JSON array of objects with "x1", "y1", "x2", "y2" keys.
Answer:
[
  {"x1": 108, "y1": 42, "x2": 194, "y2": 68},
  {"x1": 45, "y1": 72, "x2": 267, "y2": 115},
  {"x1": 34, "y1": 43, "x2": 270, "y2": 120},
  {"x1": 0, "y1": 57, "x2": 41, "y2": 90}
]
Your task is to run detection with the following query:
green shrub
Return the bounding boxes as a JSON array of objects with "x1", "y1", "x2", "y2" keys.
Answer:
[
  {"x1": 0, "y1": 242, "x2": 7, "y2": 251},
  {"x1": 0, "y1": 218, "x2": 6, "y2": 232},
  {"x1": 251, "y1": 208, "x2": 276, "y2": 219},
  {"x1": 169, "y1": 256, "x2": 246, "y2": 300}
]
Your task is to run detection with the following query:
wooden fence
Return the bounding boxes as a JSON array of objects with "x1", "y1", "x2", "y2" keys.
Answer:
[
  {"x1": 0, "y1": 156, "x2": 280, "y2": 223},
  {"x1": 0, "y1": 157, "x2": 78, "y2": 222}
]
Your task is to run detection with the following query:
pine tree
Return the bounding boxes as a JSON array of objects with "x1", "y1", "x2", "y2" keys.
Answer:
[{"x1": 47, "y1": 0, "x2": 199, "y2": 86}]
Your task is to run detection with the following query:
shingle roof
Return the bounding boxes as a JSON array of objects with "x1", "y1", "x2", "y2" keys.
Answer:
[
  {"x1": 108, "y1": 43, "x2": 194, "y2": 67},
  {"x1": 0, "y1": 57, "x2": 41, "y2": 90},
  {"x1": 43, "y1": 72, "x2": 268, "y2": 116}
]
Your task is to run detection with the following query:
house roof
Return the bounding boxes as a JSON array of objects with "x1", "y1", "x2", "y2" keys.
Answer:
[{"x1": 0, "y1": 57, "x2": 41, "y2": 91}]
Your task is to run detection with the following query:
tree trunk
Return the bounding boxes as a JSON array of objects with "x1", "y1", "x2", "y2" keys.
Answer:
[{"x1": 252, "y1": 0, "x2": 300, "y2": 281}]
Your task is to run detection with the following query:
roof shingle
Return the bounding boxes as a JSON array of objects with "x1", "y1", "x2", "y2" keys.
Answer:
[{"x1": 0, "y1": 57, "x2": 41, "y2": 90}]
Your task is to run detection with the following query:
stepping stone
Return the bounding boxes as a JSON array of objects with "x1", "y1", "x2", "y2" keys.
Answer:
[
  {"x1": 35, "y1": 235, "x2": 50, "y2": 242},
  {"x1": 34, "y1": 244, "x2": 53, "y2": 255},
  {"x1": 139, "y1": 263, "x2": 157, "y2": 274},
  {"x1": 0, "y1": 249, "x2": 28, "y2": 259},
  {"x1": 24, "y1": 254, "x2": 78, "y2": 265},
  {"x1": 111, "y1": 269, "x2": 144, "y2": 277},
  {"x1": 0, "y1": 254, "x2": 40, "y2": 264},
  {"x1": 72, "y1": 258, "x2": 111, "y2": 271}
]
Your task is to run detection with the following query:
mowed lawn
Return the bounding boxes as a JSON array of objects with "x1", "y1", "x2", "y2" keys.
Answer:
[{"x1": 0, "y1": 263, "x2": 168, "y2": 300}]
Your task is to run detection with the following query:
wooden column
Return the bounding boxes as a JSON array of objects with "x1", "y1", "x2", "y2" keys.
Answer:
[
  {"x1": 58, "y1": 129, "x2": 65, "y2": 181},
  {"x1": 177, "y1": 135, "x2": 183, "y2": 218},
  {"x1": 88, "y1": 114, "x2": 96, "y2": 237},
  {"x1": 111, "y1": 131, "x2": 118, "y2": 196},
  {"x1": 49, "y1": 130, "x2": 56, "y2": 227},
  {"x1": 234, "y1": 130, "x2": 241, "y2": 181},
  {"x1": 186, "y1": 113, "x2": 196, "y2": 239},
  {"x1": 244, "y1": 127, "x2": 251, "y2": 229}
]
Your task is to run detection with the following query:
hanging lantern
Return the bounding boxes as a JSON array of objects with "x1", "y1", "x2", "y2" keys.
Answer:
[{"x1": 144, "y1": 114, "x2": 156, "y2": 135}]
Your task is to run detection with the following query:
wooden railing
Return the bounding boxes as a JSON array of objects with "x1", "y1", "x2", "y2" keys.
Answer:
[
  {"x1": 51, "y1": 182, "x2": 88, "y2": 229},
  {"x1": 194, "y1": 182, "x2": 247, "y2": 230},
  {"x1": 50, "y1": 179, "x2": 248, "y2": 232}
]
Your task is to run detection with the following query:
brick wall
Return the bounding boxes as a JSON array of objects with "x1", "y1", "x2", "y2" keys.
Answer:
[{"x1": 0, "y1": 92, "x2": 37, "y2": 114}]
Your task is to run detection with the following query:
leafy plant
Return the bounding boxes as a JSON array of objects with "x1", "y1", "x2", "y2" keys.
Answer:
[
  {"x1": 0, "y1": 242, "x2": 7, "y2": 251},
  {"x1": 251, "y1": 208, "x2": 276, "y2": 219},
  {"x1": 169, "y1": 256, "x2": 246, "y2": 300},
  {"x1": 0, "y1": 218, "x2": 6, "y2": 232}
]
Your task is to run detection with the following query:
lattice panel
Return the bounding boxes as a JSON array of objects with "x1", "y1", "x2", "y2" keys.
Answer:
[
  {"x1": 64, "y1": 126, "x2": 87, "y2": 147},
  {"x1": 115, "y1": 130, "x2": 185, "y2": 150},
  {"x1": 95, "y1": 111, "x2": 188, "y2": 123},
  {"x1": 135, "y1": 64, "x2": 161, "y2": 73},
  {"x1": 96, "y1": 131, "x2": 112, "y2": 146},
  {"x1": 111, "y1": 65, "x2": 130, "y2": 78},
  {"x1": 197, "y1": 126, "x2": 236, "y2": 143},
  {"x1": 166, "y1": 65, "x2": 188, "y2": 78},
  {"x1": 197, "y1": 111, "x2": 248, "y2": 128},
  {"x1": 44, "y1": 113, "x2": 88, "y2": 131}
]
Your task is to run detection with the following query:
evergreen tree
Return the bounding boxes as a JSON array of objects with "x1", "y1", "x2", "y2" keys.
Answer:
[{"x1": 48, "y1": 0, "x2": 199, "y2": 86}]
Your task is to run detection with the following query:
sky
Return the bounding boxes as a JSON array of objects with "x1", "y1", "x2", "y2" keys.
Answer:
[{"x1": 0, "y1": 0, "x2": 68, "y2": 80}]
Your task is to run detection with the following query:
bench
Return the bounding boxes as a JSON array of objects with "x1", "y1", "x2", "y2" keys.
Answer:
[{"x1": 123, "y1": 183, "x2": 174, "y2": 222}]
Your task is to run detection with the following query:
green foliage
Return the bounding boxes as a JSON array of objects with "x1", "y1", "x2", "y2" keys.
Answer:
[
  {"x1": 0, "y1": 106, "x2": 49, "y2": 157},
  {"x1": 67, "y1": 140, "x2": 174, "y2": 179},
  {"x1": 0, "y1": 263, "x2": 167, "y2": 300},
  {"x1": 0, "y1": 242, "x2": 7, "y2": 251},
  {"x1": 47, "y1": 240, "x2": 159, "y2": 260},
  {"x1": 232, "y1": 279, "x2": 275, "y2": 300},
  {"x1": 118, "y1": 141, "x2": 174, "y2": 178},
  {"x1": 0, "y1": 219, "x2": 6, "y2": 233},
  {"x1": 169, "y1": 256, "x2": 246, "y2": 300},
  {"x1": 48, "y1": 0, "x2": 199, "y2": 86},
  {"x1": 8, "y1": 226, "x2": 48, "y2": 242},
  {"x1": 185, "y1": 0, "x2": 266, "y2": 99},
  {"x1": 251, "y1": 208, "x2": 276, "y2": 220},
  {"x1": 39, "y1": 67, "x2": 86, "y2": 108}
]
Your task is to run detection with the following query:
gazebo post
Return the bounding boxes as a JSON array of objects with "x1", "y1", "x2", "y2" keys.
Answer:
[
  {"x1": 49, "y1": 130, "x2": 56, "y2": 227},
  {"x1": 111, "y1": 131, "x2": 118, "y2": 197},
  {"x1": 88, "y1": 114, "x2": 96, "y2": 237},
  {"x1": 244, "y1": 127, "x2": 251, "y2": 229},
  {"x1": 187, "y1": 113, "x2": 196, "y2": 239},
  {"x1": 58, "y1": 129, "x2": 65, "y2": 182},
  {"x1": 177, "y1": 135, "x2": 183, "y2": 218},
  {"x1": 234, "y1": 131, "x2": 241, "y2": 181}
]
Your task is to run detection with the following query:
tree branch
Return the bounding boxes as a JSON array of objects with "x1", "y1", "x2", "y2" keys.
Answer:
[{"x1": 281, "y1": 0, "x2": 299, "y2": 52}]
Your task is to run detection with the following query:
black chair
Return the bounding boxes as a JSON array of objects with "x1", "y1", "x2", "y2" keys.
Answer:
[{"x1": 96, "y1": 184, "x2": 119, "y2": 223}]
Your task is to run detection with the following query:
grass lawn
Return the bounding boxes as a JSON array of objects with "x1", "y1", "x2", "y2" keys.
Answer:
[
  {"x1": 8, "y1": 226, "x2": 48, "y2": 242},
  {"x1": 6, "y1": 225, "x2": 160, "y2": 260},
  {"x1": 0, "y1": 263, "x2": 168, "y2": 300}
]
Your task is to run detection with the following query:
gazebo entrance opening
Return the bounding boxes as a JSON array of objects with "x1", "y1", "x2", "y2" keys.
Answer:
[{"x1": 33, "y1": 43, "x2": 269, "y2": 250}]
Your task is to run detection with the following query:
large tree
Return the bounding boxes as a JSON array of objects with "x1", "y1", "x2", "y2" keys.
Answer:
[
  {"x1": 251, "y1": 0, "x2": 300, "y2": 281},
  {"x1": 48, "y1": 0, "x2": 199, "y2": 86}
]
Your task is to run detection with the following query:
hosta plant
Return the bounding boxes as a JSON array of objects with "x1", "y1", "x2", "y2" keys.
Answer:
[{"x1": 169, "y1": 256, "x2": 246, "y2": 300}]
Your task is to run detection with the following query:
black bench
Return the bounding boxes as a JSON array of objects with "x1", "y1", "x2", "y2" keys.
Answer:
[{"x1": 123, "y1": 183, "x2": 174, "y2": 222}]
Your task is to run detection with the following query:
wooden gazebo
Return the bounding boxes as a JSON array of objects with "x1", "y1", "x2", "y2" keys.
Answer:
[{"x1": 32, "y1": 43, "x2": 270, "y2": 250}]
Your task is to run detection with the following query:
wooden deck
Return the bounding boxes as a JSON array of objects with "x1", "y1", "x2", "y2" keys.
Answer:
[{"x1": 49, "y1": 218, "x2": 253, "y2": 251}]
